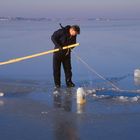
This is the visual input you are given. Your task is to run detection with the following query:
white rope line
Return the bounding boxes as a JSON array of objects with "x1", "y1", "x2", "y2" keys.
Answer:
[
  {"x1": 73, "y1": 51, "x2": 140, "y2": 94},
  {"x1": 73, "y1": 51, "x2": 120, "y2": 90}
]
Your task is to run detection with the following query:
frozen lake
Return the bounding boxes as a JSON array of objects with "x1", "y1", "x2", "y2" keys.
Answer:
[{"x1": 0, "y1": 19, "x2": 140, "y2": 140}]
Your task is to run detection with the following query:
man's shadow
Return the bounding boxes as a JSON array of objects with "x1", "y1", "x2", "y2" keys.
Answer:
[
  {"x1": 52, "y1": 88, "x2": 80, "y2": 140},
  {"x1": 53, "y1": 88, "x2": 72, "y2": 112}
]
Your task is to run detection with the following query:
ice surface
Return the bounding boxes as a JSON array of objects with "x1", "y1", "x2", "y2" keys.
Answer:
[{"x1": 0, "y1": 19, "x2": 140, "y2": 140}]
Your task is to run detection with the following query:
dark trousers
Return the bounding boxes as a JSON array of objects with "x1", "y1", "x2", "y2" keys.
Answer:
[{"x1": 53, "y1": 52, "x2": 72, "y2": 86}]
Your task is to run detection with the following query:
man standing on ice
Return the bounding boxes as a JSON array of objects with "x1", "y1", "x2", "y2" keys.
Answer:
[{"x1": 51, "y1": 24, "x2": 80, "y2": 88}]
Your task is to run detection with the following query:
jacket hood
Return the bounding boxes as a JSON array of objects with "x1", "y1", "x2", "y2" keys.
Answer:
[{"x1": 59, "y1": 23, "x2": 71, "y2": 31}]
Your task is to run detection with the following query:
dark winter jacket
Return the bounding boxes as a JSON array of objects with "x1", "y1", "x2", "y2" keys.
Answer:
[{"x1": 51, "y1": 25, "x2": 76, "y2": 55}]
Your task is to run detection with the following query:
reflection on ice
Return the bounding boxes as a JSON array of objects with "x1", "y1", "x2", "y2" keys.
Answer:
[
  {"x1": 77, "y1": 104, "x2": 86, "y2": 114},
  {"x1": 0, "y1": 100, "x2": 4, "y2": 106},
  {"x1": 134, "y1": 77, "x2": 140, "y2": 86},
  {"x1": 53, "y1": 88, "x2": 73, "y2": 112}
]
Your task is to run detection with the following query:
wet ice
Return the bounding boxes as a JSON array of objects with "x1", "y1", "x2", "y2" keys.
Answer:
[{"x1": 0, "y1": 19, "x2": 140, "y2": 140}]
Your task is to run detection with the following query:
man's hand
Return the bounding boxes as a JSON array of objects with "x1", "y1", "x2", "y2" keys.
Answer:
[{"x1": 59, "y1": 46, "x2": 63, "y2": 51}]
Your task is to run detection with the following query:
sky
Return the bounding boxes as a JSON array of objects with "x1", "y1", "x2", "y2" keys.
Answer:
[{"x1": 0, "y1": 0, "x2": 140, "y2": 18}]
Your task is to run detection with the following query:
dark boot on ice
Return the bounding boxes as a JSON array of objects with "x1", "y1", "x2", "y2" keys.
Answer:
[
  {"x1": 54, "y1": 84, "x2": 61, "y2": 89},
  {"x1": 66, "y1": 81, "x2": 75, "y2": 88}
]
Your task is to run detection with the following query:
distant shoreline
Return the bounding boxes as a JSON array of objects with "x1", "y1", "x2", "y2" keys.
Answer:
[{"x1": 0, "y1": 17, "x2": 140, "y2": 22}]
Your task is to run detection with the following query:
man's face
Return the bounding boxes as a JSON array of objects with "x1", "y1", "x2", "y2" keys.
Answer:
[{"x1": 69, "y1": 28, "x2": 78, "y2": 36}]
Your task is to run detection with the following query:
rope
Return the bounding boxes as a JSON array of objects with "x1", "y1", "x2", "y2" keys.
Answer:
[
  {"x1": 73, "y1": 51, "x2": 120, "y2": 90},
  {"x1": 0, "y1": 43, "x2": 79, "y2": 66},
  {"x1": 73, "y1": 51, "x2": 140, "y2": 94}
]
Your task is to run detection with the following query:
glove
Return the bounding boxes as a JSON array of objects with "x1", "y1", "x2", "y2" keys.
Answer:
[{"x1": 58, "y1": 46, "x2": 63, "y2": 51}]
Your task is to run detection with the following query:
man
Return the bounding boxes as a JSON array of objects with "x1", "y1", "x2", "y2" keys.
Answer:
[{"x1": 51, "y1": 24, "x2": 80, "y2": 88}]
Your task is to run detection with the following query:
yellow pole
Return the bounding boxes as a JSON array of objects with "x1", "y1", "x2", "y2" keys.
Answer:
[{"x1": 0, "y1": 43, "x2": 79, "y2": 66}]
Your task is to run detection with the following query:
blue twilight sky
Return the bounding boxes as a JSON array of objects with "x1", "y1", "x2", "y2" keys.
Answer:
[{"x1": 0, "y1": 0, "x2": 140, "y2": 18}]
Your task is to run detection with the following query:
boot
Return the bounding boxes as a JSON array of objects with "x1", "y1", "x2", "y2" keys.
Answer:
[{"x1": 66, "y1": 81, "x2": 75, "y2": 88}]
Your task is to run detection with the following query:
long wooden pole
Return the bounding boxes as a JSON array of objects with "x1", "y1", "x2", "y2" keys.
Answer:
[{"x1": 0, "y1": 43, "x2": 79, "y2": 66}]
